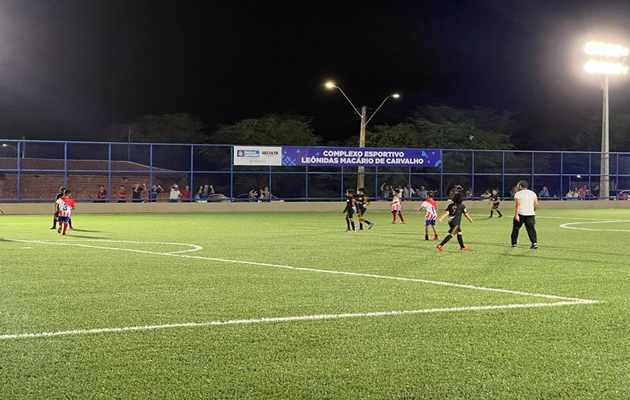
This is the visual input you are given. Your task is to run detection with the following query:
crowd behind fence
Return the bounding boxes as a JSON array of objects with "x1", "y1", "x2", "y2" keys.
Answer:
[{"x1": 1, "y1": 139, "x2": 630, "y2": 203}]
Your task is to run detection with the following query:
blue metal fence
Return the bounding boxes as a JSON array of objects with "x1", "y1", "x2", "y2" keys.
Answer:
[{"x1": 1, "y1": 139, "x2": 629, "y2": 202}]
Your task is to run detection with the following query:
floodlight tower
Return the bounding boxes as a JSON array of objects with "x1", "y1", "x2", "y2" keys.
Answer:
[
  {"x1": 324, "y1": 81, "x2": 399, "y2": 188},
  {"x1": 584, "y1": 41, "x2": 629, "y2": 199}
]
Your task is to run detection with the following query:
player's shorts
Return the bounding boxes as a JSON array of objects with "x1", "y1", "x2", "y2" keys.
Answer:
[
  {"x1": 425, "y1": 219, "x2": 436, "y2": 226},
  {"x1": 491, "y1": 202, "x2": 500, "y2": 209},
  {"x1": 57, "y1": 216, "x2": 70, "y2": 223}
]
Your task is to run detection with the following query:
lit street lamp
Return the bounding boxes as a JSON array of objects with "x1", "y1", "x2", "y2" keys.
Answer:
[
  {"x1": 325, "y1": 81, "x2": 399, "y2": 188},
  {"x1": 1, "y1": 143, "x2": 23, "y2": 159},
  {"x1": 584, "y1": 40, "x2": 629, "y2": 199}
]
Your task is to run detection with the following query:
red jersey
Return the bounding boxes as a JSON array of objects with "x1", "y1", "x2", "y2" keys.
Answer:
[{"x1": 56, "y1": 196, "x2": 75, "y2": 217}]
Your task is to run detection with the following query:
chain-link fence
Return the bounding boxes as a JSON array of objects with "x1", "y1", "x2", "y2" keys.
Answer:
[{"x1": 1, "y1": 139, "x2": 629, "y2": 202}]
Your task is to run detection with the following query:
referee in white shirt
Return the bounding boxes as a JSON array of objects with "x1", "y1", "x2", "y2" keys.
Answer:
[{"x1": 511, "y1": 180, "x2": 539, "y2": 249}]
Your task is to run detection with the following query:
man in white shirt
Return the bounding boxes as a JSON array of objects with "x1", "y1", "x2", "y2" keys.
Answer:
[{"x1": 511, "y1": 180, "x2": 539, "y2": 249}]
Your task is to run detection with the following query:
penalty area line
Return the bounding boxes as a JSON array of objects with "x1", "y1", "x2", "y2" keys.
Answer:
[{"x1": 0, "y1": 300, "x2": 599, "y2": 341}]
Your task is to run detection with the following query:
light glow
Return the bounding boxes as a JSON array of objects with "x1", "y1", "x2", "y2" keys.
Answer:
[
  {"x1": 584, "y1": 60, "x2": 629, "y2": 75},
  {"x1": 324, "y1": 81, "x2": 336, "y2": 89},
  {"x1": 585, "y1": 41, "x2": 629, "y2": 57}
]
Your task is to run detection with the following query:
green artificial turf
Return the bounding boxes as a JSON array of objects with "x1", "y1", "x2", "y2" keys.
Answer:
[{"x1": 1, "y1": 209, "x2": 629, "y2": 399}]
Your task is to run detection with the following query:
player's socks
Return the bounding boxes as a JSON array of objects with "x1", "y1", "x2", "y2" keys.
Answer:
[
  {"x1": 62, "y1": 223, "x2": 68, "y2": 235},
  {"x1": 439, "y1": 235, "x2": 452, "y2": 247},
  {"x1": 351, "y1": 221, "x2": 355, "y2": 231},
  {"x1": 457, "y1": 235, "x2": 465, "y2": 248}
]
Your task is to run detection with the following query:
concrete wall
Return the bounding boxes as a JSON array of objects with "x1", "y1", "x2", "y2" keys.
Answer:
[{"x1": 2, "y1": 199, "x2": 630, "y2": 215}]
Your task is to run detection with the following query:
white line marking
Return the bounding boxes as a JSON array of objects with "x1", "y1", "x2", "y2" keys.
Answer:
[
  {"x1": 1, "y1": 238, "x2": 601, "y2": 340},
  {"x1": 0, "y1": 300, "x2": 598, "y2": 340},
  {"x1": 559, "y1": 220, "x2": 630, "y2": 232}
]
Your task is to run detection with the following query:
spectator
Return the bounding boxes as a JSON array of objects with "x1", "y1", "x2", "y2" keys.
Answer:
[
  {"x1": 539, "y1": 186, "x2": 550, "y2": 199},
  {"x1": 592, "y1": 184, "x2": 600, "y2": 199},
  {"x1": 417, "y1": 186, "x2": 428, "y2": 201},
  {"x1": 480, "y1": 190, "x2": 491, "y2": 200},
  {"x1": 148, "y1": 184, "x2": 163, "y2": 202},
  {"x1": 96, "y1": 185, "x2": 107, "y2": 203},
  {"x1": 259, "y1": 186, "x2": 271, "y2": 202},
  {"x1": 248, "y1": 187, "x2": 259, "y2": 201},
  {"x1": 169, "y1": 184, "x2": 181, "y2": 202},
  {"x1": 380, "y1": 182, "x2": 391, "y2": 201},
  {"x1": 180, "y1": 185, "x2": 191, "y2": 202},
  {"x1": 196, "y1": 184, "x2": 213, "y2": 202},
  {"x1": 132, "y1": 183, "x2": 146, "y2": 203},
  {"x1": 117, "y1": 185, "x2": 127, "y2": 203},
  {"x1": 577, "y1": 185, "x2": 589, "y2": 200},
  {"x1": 511, "y1": 180, "x2": 539, "y2": 249}
]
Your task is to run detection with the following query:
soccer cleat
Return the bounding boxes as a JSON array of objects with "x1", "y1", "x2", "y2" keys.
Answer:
[
  {"x1": 511, "y1": 244, "x2": 517, "y2": 248},
  {"x1": 50, "y1": 227, "x2": 56, "y2": 229},
  {"x1": 57, "y1": 227, "x2": 62, "y2": 234},
  {"x1": 434, "y1": 235, "x2": 439, "y2": 240},
  {"x1": 498, "y1": 215, "x2": 503, "y2": 218},
  {"x1": 461, "y1": 246, "x2": 471, "y2": 251},
  {"x1": 530, "y1": 243, "x2": 538, "y2": 249},
  {"x1": 437, "y1": 245, "x2": 445, "y2": 251},
  {"x1": 425, "y1": 235, "x2": 429, "y2": 241},
  {"x1": 62, "y1": 232, "x2": 66, "y2": 235},
  {"x1": 368, "y1": 222, "x2": 374, "y2": 230},
  {"x1": 358, "y1": 228, "x2": 364, "y2": 230}
]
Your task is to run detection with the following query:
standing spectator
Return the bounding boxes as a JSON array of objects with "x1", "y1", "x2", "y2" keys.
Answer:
[
  {"x1": 539, "y1": 186, "x2": 550, "y2": 199},
  {"x1": 403, "y1": 185, "x2": 410, "y2": 200},
  {"x1": 96, "y1": 185, "x2": 107, "y2": 202},
  {"x1": 416, "y1": 186, "x2": 428, "y2": 201},
  {"x1": 117, "y1": 185, "x2": 127, "y2": 203},
  {"x1": 132, "y1": 183, "x2": 146, "y2": 203},
  {"x1": 488, "y1": 189, "x2": 503, "y2": 218},
  {"x1": 511, "y1": 180, "x2": 539, "y2": 249},
  {"x1": 197, "y1": 184, "x2": 213, "y2": 202},
  {"x1": 380, "y1": 182, "x2": 391, "y2": 201},
  {"x1": 390, "y1": 190, "x2": 405, "y2": 224},
  {"x1": 180, "y1": 185, "x2": 191, "y2": 202},
  {"x1": 437, "y1": 192, "x2": 473, "y2": 251},
  {"x1": 418, "y1": 191, "x2": 439, "y2": 240},
  {"x1": 148, "y1": 184, "x2": 163, "y2": 202},
  {"x1": 169, "y1": 184, "x2": 181, "y2": 202}
]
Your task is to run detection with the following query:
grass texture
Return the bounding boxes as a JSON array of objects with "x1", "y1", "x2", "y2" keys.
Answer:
[{"x1": 1, "y1": 208, "x2": 630, "y2": 399}]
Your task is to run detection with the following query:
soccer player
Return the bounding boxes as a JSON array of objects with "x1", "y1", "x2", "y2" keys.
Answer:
[
  {"x1": 50, "y1": 186, "x2": 66, "y2": 230},
  {"x1": 355, "y1": 187, "x2": 374, "y2": 230},
  {"x1": 56, "y1": 189, "x2": 76, "y2": 235},
  {"x1": 488, "y1": 189, "x2": 503, "y2": 218},
  {"x1": 342, "y1": 189, "x2": 356, "y2": 232},
  {"x1": 391, "y1": 190, "x2": 405, "y2": 223},
  {"x1": 436, "y1": 192, "x2": 473, "y2": 251},
  {"x1": 418, "y1": 191, "x2": 439, "y2": 240}
]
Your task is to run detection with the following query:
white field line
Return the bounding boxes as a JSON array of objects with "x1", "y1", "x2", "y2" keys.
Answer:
[
  {"x1": 1, "y1": 238, "x2": 600, "y2": 340},
  {"x1": 0, "y1": 301, "x2": 596, "y2": 340},
  {"x1": 559, "y1": 220, "x2": 630, "y2": 232}
]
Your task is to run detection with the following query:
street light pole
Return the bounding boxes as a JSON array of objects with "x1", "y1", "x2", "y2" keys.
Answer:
[
  {"x1": 584, "y1": 40, "x2": 629, "y2": 200},
  {"x1": 325, "y1": 81, "x2": 399, "y2": 188}
]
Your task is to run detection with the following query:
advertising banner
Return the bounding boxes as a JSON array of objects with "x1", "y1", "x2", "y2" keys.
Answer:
[
  {"x1": 281, "y1": 146, "x2": 441, "y2": 167},
  {"x1": 233, "y1": 146, "x2": 282, "y2": 166}
]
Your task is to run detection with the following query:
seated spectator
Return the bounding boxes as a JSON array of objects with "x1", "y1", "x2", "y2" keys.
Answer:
[
  {"x1": 96, "y1": 185, "x2": 107, "y2": 202},
  {"x1": 180, "y1": 185, "x2": 191, "y2": 202},
  {"x1": 148, "y1": 184, "x2": 163, "y2": 202},
  {"x1": 577, "y1": 185, "x2": 589, "y2": 200},
  {"x1": 117, "y1": 185, "x2": 127, "y2": 203},
  {"x1": 132, "y1": 183, "x2": 146, "y2": 203},
  {"x1": 539, "y1": 186, "x2": 550, "y2": 199},
  {"x1": 259, "y1": 186, "x2": 272, "y2": 202},
  {"x1": 480, "y1": 190, "x2": 491, "y2": 200},
  {"x1": 248, "y1": 187, "x2": 259, "y2": 201},
  {"x1": 169, "y1": 184, "x2": 181, "y2": 202},
  {"x1": 416, "y1": 186, "x2": 427, "y2": 201}
]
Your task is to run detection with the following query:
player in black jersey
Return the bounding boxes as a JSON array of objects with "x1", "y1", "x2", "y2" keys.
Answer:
[
  {"x1": 437, "y1": 192, "x2": 473, "y2": 251},
  {"x1": 355, "y1": 187, "x2": 374, "y2": 230},
  {"x1": 488, "y1": 189, "x2": 503, "y2": 218},
  {"x1": 342, "y1": 189, "x2": 356, "y2": 232}
]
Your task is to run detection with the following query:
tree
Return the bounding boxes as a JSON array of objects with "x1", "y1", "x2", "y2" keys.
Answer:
[
  {"x1": 209, "y1": 113, "x2": 321, "y2": 146},
  {"x1": 104, "y1": 113, "x2": 207, "y2": 144}
]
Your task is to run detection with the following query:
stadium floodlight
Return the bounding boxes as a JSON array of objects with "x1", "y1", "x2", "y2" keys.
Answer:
[
  {"x1": 324, "y1": 81, "x2": 399, "y2": 188},
  {"x1": 584, "y1": 41, "x2": 629, "y2": 200}
]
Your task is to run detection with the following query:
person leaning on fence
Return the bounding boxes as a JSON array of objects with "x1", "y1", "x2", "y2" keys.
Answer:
[{"x1": 169, "y1": 184, "x2": 181, "y2": 202}]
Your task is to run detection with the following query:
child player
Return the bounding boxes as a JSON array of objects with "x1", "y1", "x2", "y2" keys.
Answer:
[
  {"x1": 342, "y1": 189, "x2": 356, "y2": 232},
  {"x1": 56, "y1": 189, "x2": 75, "y2": 235},
  {"x1": 355, "y1": 187, "x2": 374, "y2": 230},
  {"x1": 418, "y1": 191, "x2": 439, "y2": 240},
  {"x1": 488, "y1": 189, "x2": 503, "y2": 218},
  {"x1": 436, "y1": 192, "x2": 473, "y2": 251},
  {"x1": 391, "y1": 190, "x2": 405, "y2": 223}
]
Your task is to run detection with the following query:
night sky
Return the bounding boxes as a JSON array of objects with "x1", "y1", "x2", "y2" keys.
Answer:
[{"x1": 1, "y1": 0, "x2": 630, "y2": 146}]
